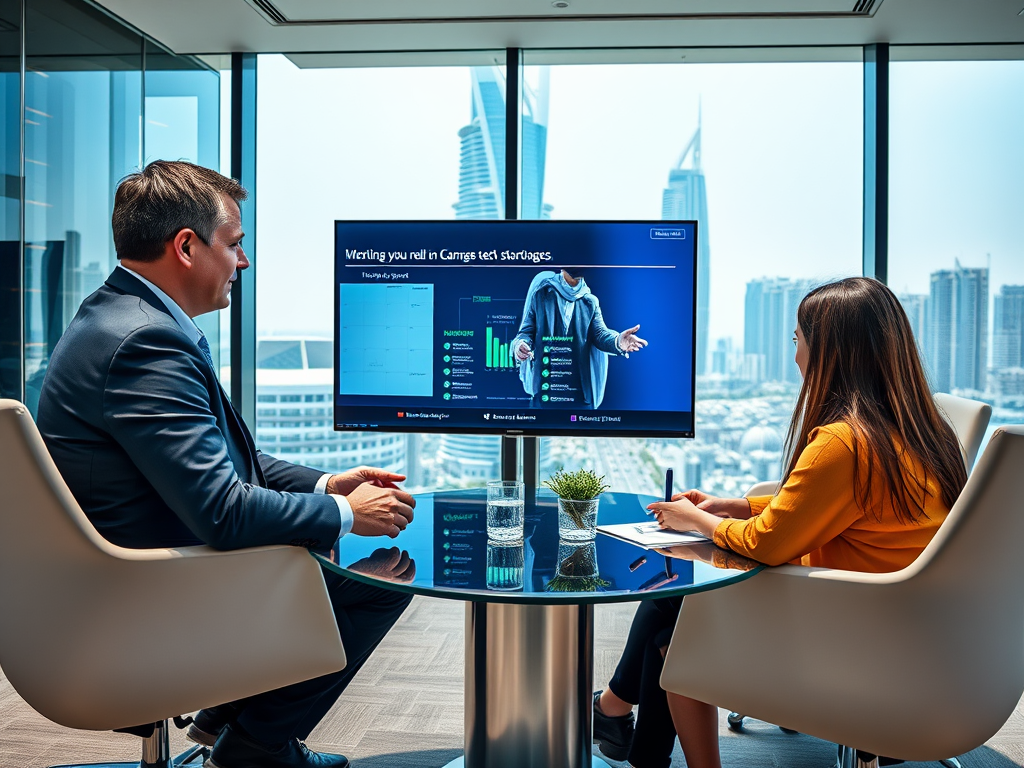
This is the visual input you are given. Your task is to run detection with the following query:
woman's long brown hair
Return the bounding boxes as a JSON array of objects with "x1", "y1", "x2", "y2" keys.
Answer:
[{"x1": 782, "y1": 277, "x2": 967, "y2": 523}]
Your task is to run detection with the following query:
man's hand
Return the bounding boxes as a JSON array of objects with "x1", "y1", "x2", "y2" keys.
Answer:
[
  {"x1": 347, "y1": 482, "x2": 415, "y2": 538},
  {"x1": 617, "y1": 324, "x2": 648, "y2": 353},
  {"x1": 513, "y1": 340, "x2": 533, "y2": 362},
  {"x1": 347, "y1": 546, "x2": 416, "y2": 583},
  {"x1": 326, "y1": 466, "x2": 405, "y2": 496}
]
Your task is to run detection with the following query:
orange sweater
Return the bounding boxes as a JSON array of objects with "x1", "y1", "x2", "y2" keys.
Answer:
[{"x1": 713, "y1": 422, "x2": 950, "y2": 572}]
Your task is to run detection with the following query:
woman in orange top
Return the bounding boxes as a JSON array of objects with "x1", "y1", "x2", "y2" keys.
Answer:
[{"x1": 593, "y1": 277, "x2": 967, "y2": 768}]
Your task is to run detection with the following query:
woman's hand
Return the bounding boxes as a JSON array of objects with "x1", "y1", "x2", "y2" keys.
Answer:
[
  {"x1": 673, "y1": 490, "x2": 753, "y2": 520},
  {"x1": 651, "y1": 493, "x2": 733, "y2": 540},
  {"x1": 655, "y1": 543, "x2": 759, "y2": 572},
  {"x1": 648, "y1": 496, "x2": 706, "y2": 534}
]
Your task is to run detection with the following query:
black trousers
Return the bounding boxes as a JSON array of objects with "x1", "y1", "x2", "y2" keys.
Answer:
[
  {"x1": 220, "y1": 567, "x2": 412, "y2": 746},
  {"x1": 608, "y1": 596, "x2": 684, "y2": 768}
]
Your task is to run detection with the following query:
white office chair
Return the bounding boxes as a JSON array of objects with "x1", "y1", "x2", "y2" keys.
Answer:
[
  {"x1": 661, "y1": 425, "x2": 1024, "y2": 768},
  {"x1": 725, "y1": 392, "x2": 993, "y2": 748},
  {"x1": 0, "y1": 399, "x2": 347, "y2": 768}
]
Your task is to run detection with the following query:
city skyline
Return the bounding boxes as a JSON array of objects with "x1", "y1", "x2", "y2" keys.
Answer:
[
  {"x1": 661, "y1": 110, "x2": 711, "y2": 376},
  {"x1": 744, "y1": 277, "x2": 816, "y2": 385},
  {"x1": 253, "y1": 58, "x2": 1024, "y2": 367}
]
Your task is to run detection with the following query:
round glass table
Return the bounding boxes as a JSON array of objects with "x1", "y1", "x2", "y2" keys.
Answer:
[{"x1": 316, "y1": 489, "x2": 763, "y2": 768}]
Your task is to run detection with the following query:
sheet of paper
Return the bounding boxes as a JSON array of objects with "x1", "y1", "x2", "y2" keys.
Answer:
[{"x1": 597, "y1": 521, "x2": 709, "y2": 549}]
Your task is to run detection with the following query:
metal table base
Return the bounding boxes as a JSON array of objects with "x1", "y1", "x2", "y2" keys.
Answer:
[{"x1": 444, "y1": 601, "x2": 611, "y2": 768}]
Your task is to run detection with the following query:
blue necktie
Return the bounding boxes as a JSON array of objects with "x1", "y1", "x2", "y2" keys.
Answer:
[{"x1": 197, "y1": 333, "x2": 216, "y2": 372}]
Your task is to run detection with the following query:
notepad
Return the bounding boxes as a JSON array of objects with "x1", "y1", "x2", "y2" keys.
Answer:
[{"x1": 597, "y1": 521, "x2": 709, "y2": 549}]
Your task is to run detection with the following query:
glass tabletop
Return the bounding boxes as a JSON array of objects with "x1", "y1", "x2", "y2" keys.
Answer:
[{"x1": 315, "y1": 489, "x2": 764, "y2": 604}]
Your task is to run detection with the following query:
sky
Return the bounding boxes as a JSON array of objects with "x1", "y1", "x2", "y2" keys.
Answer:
[{"x1": 249, "y1": 55, "x2": 1024, "y2": 357}]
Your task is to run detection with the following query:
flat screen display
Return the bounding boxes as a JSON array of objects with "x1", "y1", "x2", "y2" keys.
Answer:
[{"x1": 334, "y1": 220, "x2": 697, "y2": 437}]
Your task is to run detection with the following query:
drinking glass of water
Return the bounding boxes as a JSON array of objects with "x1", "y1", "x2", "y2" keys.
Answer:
[{"x1": 486, "y1": 480, "x2": 525, "y2": 543}]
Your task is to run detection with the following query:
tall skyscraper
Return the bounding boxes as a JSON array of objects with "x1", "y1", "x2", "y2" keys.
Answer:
[
  {"x1": 993, "y1": 285, "x2": 1024, "y2": 371},
  {"x1": 927, "y1": 261, "x2": 989, "y2": 393},
  {"x1": 899, "y1": 292, "x2": 929, "y2": 357},
  {"x1": 445, "y1": 67, "x2": 552, "y2": 485},
  {"x1": 662, "y1": 109, "x2": 710, "y2": 376},
  {"x1": 453, "y1": 66, "x2": 551, "y2": 220},
  {"x1": 743, "y1": 277, "x2": 815, "y2": 384}
]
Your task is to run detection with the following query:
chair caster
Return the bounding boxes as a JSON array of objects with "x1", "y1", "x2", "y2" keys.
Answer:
[{"x1": 727, "y1": 712, "x2": 745, "y2": 731}]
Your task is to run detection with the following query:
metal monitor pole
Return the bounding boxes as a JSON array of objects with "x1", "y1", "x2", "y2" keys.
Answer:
[{"x1": 499, "y1": 46, "x2": 540, "y2": 493}]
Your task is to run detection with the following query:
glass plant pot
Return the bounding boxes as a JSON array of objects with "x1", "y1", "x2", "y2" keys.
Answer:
[{"x1": 557, "y1": 497, "x2": 599, "y2": 541}]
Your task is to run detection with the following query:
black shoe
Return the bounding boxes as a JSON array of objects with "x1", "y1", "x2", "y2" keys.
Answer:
[
  {"x1": 206, "y1": 724, "x2": 349, "y2": 768},
  {"x1": 592, "y1": 690, "x2": 634, "y2": 762},
  {"x1": 188, "y1": 706, "x2": 236, "y2": 748}
]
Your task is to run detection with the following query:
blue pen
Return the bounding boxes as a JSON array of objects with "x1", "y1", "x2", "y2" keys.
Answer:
[{"x1": 647, "y1": 468, "x2": 674, "y2": 515}]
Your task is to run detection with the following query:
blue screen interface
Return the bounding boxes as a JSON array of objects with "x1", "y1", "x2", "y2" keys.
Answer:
[{"x1": 334, "y1": 220, "x2": 697, "y2": 437}]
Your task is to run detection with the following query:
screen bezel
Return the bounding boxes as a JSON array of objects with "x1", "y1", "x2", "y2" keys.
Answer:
[{"x1": 333, "y1": 219, "x2": 698, "y2": 439}]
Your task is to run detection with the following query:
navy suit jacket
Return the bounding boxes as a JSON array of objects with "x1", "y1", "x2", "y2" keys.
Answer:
[{"x1": 37, "y1": 268, "x2": 341, "y2": 552}]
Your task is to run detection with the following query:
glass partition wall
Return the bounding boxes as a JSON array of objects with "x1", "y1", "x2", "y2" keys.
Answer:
[
  {"x1": 4, "y1": 0, "x2": 225, "y2": 414},
  {"x1": 0, "y1": 0, "x2": 21, "y2": 402}
]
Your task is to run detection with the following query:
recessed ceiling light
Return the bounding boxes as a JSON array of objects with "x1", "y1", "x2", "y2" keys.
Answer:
[{"x1": 552, "y1": 0, "x2": 570, "y2": 7}]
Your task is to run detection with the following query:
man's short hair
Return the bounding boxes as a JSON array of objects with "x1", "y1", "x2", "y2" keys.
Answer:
[{"x1": 112, "y1": 160, "x2": 247, "y2": 263}]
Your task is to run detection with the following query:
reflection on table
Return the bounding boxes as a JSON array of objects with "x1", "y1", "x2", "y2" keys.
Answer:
[{"x1": 320, "y1": 489, "x2": 761, "y2": 604}]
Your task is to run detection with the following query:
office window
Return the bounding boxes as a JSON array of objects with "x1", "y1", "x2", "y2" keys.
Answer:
[
  {"x1": 23, "y1": 0, "x2": 143, "y2": 413},
  {"x1": 16, "y1": 0, "x2": 225, "y2": 414},
  {"x1": 255, "y1": 55, "x2": 504, "y2": 489},
  {"x1": 0, "y1": 0, "x2": 20, "y2": 401},
  {"x1": 524, "y1": 59, "x2": 863, "y2": 496},
  {"x1": 143, "y1": 47, "x2": 224, "y2": 369},
  {"x1": 889, "y1": 54, "x2": 1024, "y2": 443}
]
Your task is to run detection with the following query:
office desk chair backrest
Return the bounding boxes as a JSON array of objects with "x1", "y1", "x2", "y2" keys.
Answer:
[
  {"x1": 662, "y1": 425, "x2": 1024, "y2": 762},
  {"x1": 0, "y1": 399, "x2": 346, "y2": 731},
  {"x1": 933, "y1": 391, "x2": 992, "y2": 472},
  {"x1": 741, "y1": 393, "x2": 991, "y2": 501}
]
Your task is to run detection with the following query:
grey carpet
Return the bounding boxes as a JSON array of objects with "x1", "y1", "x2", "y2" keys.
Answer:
[{"x1": 2, "y1": 598, "x2": 1022, "y2": 767}]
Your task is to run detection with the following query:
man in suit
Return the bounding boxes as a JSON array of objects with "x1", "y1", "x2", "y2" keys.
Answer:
[{"x1": 37, "y1": 160, "x2": 415, "y2": 768}]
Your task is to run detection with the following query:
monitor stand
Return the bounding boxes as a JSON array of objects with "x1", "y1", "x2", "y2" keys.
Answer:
[{"x1": 500, "y1": 435, "x2": 539, "y2": 492}]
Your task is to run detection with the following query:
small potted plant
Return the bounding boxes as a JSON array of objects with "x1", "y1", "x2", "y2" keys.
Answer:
[{"x1": 544, "y1": 467, "x2": 610, "y2": 541}]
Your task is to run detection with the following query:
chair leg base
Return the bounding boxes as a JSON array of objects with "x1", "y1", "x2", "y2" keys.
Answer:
[
  {"x1": 836, "y1": 746, "x2": 879, "y2": 768},
  {"x1": 48, "y1": 743, "x2": 208, "y2": 768},
  {"x1": 834, "y1": 746, "x2": 962, "y2": 768}
]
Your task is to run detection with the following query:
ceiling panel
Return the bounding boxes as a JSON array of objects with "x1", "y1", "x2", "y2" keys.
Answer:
[
  {"x1": 267, "y1": 0, "x2": 869, "y2": 23},
  {"x1": 90, "y1": 0, "x2": 1024, "y2": 57}
]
